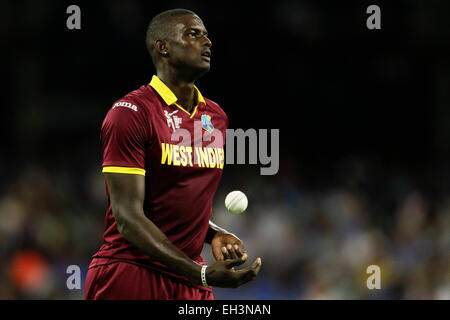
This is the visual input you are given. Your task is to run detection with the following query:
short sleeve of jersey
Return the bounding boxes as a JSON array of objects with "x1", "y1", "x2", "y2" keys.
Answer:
[{"x1": 101, "y1": 100, "x2": 150, "y2": 175}]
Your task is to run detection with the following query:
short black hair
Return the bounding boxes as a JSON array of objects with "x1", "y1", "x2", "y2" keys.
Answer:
[{"x1": 146, "y1": 9, "x2": 197, "y2": 65}]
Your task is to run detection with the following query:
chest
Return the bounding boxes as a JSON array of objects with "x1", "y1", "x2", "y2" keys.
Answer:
[{"x1": 148, "y1": 105, "x2": 226, "y2": 172}]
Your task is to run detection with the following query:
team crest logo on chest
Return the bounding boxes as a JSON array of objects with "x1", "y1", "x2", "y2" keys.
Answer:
[
  {"x1": 201, "y1": 114, "x2": 214, "y2": 133},
  {"x1": 164, "y1": 109, "x2": 182, "y2": 132}
]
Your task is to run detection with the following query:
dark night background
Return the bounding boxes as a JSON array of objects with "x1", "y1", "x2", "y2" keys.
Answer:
[{"x1": 1, "y1": 1, "x2": 449, "y2": 299}]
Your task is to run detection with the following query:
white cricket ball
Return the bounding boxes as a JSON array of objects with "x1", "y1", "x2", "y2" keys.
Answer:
[{"x1": 225, "y1": 191, "x2": 248, "y2": 214}]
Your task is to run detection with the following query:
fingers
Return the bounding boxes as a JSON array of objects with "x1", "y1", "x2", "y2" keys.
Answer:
[
  {"x1": 244, "y1": 257, "x2": 262, "y2": 275},
  {"x1": 221, "y1": 244, "x2": 248, "y2": 262},
  {"x1": 221, "y1": 246, "x2": 230, "y2": 260},
  {"x1": 212, "y1": 245, "x2": 224, "y2": 261},
  {"x1": 224, "y1": 257, "x2": 247, "y2": 269},
  {"x1": 234, "y1": 244, "x2": 248, "y2": 262},
  {"x1": 233, "y1": 257, "x2": 262, "y2": 287},
  {"x1": 222, "y1": 244, "x2": 238, "y2": 260},
  {"x1": 208, "y1": 257, "x2": 261, "y2": 288}
]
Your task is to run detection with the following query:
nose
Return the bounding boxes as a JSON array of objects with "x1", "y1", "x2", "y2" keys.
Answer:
[{"x1": 203, "y1": 35, "x2": 212, "y2": 48}]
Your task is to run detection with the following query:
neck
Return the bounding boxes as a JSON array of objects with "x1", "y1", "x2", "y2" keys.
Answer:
[{"x1": 157, "y1": 68, "x2": 197, "y2": 113}]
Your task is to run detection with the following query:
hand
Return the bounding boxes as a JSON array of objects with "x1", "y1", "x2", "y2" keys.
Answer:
[
  {"x1": 205, "y1": 257, "x2": 262, "y2": 288},
  {"x1": 211, "y1": 231, "x2": 248, "y2": 262}
]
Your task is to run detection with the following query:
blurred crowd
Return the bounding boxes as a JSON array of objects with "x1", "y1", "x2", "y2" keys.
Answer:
[
  {"x1": 209, "y1": 160, "x2": 450, "y2": 299},
  {"x1": 0, "y1": 156, "x2": 448, "y2": 299},
  {"x1": 0, "y1": 163, "x2": 105, "y2": 299}
]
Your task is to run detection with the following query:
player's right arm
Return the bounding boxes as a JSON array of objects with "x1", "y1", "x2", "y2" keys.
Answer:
[
  {"x1": 105, "y1": 172, "x2": 261, "y2": 288},
  {"x1": 101, "y1": 100, "x2": 260, "y2": 288}
]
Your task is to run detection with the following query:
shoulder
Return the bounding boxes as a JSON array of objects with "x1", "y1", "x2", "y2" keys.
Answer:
[
  {"x1": 113, "y1": 84, "x2": 159, "y2": 114},
  {"x1": 203, "y1": 97, "x2": 228, "y2": 122},
  {"x1": 102, "y1": 85, "x2": 157, "y2": 132},
  {"x1": 103, "y1": 84, "x2": 160, "y2": 123}
]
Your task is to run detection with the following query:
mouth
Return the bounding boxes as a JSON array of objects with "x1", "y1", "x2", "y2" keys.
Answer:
[{"x1": 201, "y1": 50, "x2": 211, "y2": 62}]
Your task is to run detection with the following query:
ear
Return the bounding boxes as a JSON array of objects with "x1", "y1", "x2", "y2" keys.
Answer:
[{"x1": 155, "y1": 40, "x2": 169, "y2": 57}]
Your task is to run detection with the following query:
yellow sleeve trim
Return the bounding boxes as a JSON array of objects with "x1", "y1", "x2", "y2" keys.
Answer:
[{"x1": 102, "y1": 166, "x2": 146, "y2": 176}]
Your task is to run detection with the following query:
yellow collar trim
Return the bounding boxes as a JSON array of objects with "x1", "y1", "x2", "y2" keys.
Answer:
[
  {"x1": 175, "y1": 103, "x2": 199, "y2": 118},
  {"x1": 149, "y1": 75, "x2": 205, "y2": 108}
]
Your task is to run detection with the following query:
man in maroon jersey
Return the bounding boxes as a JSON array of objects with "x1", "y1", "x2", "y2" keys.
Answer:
[{"x1": 84, "y1": 9, "x2": 261, "y2": 300}]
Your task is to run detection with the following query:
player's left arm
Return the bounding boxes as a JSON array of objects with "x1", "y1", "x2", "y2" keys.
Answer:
[{"x1": 206, "y1": 221, "x2": 248, "y2": 262}]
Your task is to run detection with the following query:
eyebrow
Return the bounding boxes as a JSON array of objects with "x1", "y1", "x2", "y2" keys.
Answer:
[{"x1": 186, "y1": 27, "x2": 208, "y2": 36}]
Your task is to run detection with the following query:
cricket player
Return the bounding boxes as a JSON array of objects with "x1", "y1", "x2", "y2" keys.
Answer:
[{"x1": 85, "y1": 8, "x2": 261, "y2": 300}]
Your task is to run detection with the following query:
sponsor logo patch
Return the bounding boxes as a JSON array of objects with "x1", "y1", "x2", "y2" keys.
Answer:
[{"x1": 113, "y1": 101, "x2": 138, "y2": 111}]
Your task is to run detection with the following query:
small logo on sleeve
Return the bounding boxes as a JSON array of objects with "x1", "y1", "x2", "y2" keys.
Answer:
[
  {"x1": 113, "y1": 101, "x2": 138, "y2": 111},
  {"x1": 201, "y1": 114, "x2": 214, "y2": 133}
]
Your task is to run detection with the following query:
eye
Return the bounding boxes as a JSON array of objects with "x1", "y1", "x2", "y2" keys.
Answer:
[{"x1": 188, "y1": 31, "x2": 197, "y2": 38}]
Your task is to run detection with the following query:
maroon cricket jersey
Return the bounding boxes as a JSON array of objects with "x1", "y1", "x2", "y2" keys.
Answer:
[{"x1": 91, "y1": 75, "x2": 228, "y2": 290}]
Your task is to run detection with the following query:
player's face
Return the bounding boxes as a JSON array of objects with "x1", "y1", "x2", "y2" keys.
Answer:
[{"x1": 168, "y1": 15, "x2": 212, "y2": 75}]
